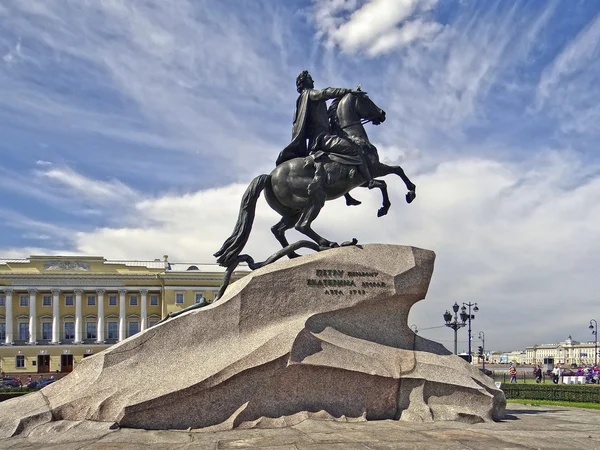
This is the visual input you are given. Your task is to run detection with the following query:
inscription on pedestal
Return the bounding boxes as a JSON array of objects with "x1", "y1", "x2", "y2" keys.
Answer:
[{"x1": 306, "y1": 269, "x2": 387, "y2": 295}]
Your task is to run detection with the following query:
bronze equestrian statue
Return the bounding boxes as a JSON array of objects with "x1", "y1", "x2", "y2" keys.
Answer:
[
  {"x1": 212, "y1": 71, "x2": 416, "y2": 296},
  {"x1": 159, "y1": 71, "x2": 417, "y2": 319}
]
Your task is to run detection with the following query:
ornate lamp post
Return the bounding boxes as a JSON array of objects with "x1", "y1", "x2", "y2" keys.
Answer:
[
  {"x1": 462, "y1": 302, "x2": 478, "y2": 363},
  {"x1": 590, "y1": 319, "x2": 598, "y2": 367},
  {"x1": 478, "y1": 331, "x2": 485, "y2": 371},
  {"x1": 443, "y1": 302, "x2": 467, "y2": 355}
]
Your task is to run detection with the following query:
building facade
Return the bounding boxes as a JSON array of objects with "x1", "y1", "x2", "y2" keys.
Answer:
[
  {"x1": 0, "y1": 255, "x2": 248, "y2": 374},
  {"x1": 525, "y1": 335, "x2": 598, "y2": 366}
]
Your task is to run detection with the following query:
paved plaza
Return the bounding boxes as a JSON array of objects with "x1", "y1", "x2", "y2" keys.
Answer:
[{"x1": 0, "y1": 404, "x2": 599, "y2": 449}]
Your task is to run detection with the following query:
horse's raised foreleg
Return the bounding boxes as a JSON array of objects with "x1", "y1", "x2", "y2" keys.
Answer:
[
  {"x1": 271, "y1": 215, "x2": 301, "y2": 258},
  {"x1": 371, "y1": 162, "x2": 417, "y2": 204}
]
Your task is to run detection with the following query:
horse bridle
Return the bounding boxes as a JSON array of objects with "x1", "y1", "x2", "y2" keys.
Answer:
[{"x1": 338, "y1": 93, "x2": 381, "y2": 130}]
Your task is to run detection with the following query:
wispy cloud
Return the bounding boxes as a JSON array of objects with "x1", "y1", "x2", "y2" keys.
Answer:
[
  {"x1": 2, "y1": 38, "x2": 21, "y2": 66},
  {"x1": 536, "y1": 12, "x2": 600, "y2": 135},
  {"x1": 39, "y1": 166, "x2": 138, "y2": 206},
  {"x1": 0, "y1": 1, "x2": 301, "y2": 174}
]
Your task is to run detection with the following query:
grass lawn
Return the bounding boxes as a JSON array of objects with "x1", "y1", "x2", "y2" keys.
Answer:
[{"x1": 507, "y1": 399, "x2": 600, "y2": 409}]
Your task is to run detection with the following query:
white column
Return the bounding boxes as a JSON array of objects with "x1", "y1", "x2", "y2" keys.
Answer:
[
  {"x1": 4, "y1": 289, "x2": 13, "y2": 344},
  {"x1": 119, "y1": 289, "x2": 127, "y2": 342},
  {"x1": 96, "y1": 289, "x2": 105, "y2": 343},
  {"x1": 51, "y1": 289, "x2": 60, "y2": 344},
  {"x1": 28, "y1": 289, "x2": 37, "y2": 344},
  {"x1": 74, "y1": 289, "x2": 83, "y2": 343},
  {"x1": 140, "y1": 289, "x2": 148, "y2": 331}
]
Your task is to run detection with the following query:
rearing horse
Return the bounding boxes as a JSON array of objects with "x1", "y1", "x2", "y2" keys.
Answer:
[{"x1": 214, "y1": 91, "x2": 416, "y2": 268}]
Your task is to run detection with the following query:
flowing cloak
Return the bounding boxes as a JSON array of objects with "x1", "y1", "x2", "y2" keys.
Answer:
[{"x1": 276, "y1": 90, "x2": 310, "y2": 166}]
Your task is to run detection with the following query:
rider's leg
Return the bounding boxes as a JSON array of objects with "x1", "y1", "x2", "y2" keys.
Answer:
[{"x1": 357, "y1": 156, "x2": 378, "y2": 189}]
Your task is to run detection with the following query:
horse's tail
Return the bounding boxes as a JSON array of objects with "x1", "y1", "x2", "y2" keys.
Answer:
[{"x1": 214, "y1": 174, "x2": 270, "y2": 267}]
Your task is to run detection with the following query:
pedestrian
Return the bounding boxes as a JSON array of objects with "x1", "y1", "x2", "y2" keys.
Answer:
[
  {"x1": 552, "y1": 364, "x2": 561, "y2": 384},
  {"x1": 534, "y1": 364, "x2": 542, "y2": 383},
  {"x1": 509, "y1": 362, "x2": 517, "y2": 383}
]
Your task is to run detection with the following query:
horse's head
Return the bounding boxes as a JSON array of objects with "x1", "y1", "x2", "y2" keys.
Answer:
[{"x1": 353, "y1": 91, "x2": 386, "y2": 125}]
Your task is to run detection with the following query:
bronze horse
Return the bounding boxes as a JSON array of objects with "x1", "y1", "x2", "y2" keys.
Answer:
[{"x1": 215, "y1": 91, "x2": 416, "y2": 268}]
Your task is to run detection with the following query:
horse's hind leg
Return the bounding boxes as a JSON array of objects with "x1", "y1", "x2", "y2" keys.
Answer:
[
  {"x1": 295, "y1": 188, "x2": 338, "y2": 248},
  {"x1": 271, "y1": 215, "x2": 301, "y2": 258}
]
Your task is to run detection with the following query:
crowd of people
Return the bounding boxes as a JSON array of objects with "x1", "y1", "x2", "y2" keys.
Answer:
[{"x1": 506, "y1": 363, "x2": 600, "y2": 384}]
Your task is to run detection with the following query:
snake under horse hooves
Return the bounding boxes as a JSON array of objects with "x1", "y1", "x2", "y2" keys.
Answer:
[{"x1": 155, "y1": 239, "x2": 359, "y2": 324}]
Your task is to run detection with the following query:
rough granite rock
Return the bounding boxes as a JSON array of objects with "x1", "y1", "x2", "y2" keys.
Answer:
[{"x1": 0, "y1": 244, "x2": 505, "y2": 438}]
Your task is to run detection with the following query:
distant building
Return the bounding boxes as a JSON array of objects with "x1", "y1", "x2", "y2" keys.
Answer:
[
  {"x1": 0, "y1": 255, "x2": 248, "y2": 374},
  {"x1": 525, "y1": 335, "x2": 598, "y2": 366}
]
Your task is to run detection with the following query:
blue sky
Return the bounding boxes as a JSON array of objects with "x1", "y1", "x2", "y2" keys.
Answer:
[{"x1": 1, "y1": 0, "x2": 600, "y2": 352}]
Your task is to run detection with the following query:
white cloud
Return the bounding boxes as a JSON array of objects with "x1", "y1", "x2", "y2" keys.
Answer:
[
  {"x1": 5, "y1": 151, "x2": 595, "y2": 351},
  {"x1": 312, "y1": 0, "x2": 441, "y2": 55}
]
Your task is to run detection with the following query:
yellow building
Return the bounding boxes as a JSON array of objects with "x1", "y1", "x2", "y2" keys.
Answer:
[{"x1": 0, "y1": 255, "x2": 248, "y2": 374}]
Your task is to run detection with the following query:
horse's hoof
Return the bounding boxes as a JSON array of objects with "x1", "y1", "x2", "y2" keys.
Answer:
[
  {"x1": 346, "y1": 198, "x2": 362, "y2": 206},
  {"x1": 406, "y1": 191, "x2": 416, "y2": 203},
  {"x1": 377, "y1": 208, "x2": 388, "y2": 217},
  {"x1": 340, "y1": 238, "x2": 358, "y2": 247}
]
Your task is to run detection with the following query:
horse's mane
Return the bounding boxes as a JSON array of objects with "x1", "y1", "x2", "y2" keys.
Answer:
[{"x1": 328, "y1": 94, "x2": 374, "y2": 153}]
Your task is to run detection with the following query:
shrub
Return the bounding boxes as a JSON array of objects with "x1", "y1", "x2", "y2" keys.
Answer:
[
  {"x1": 0, "y1": 391, "x2": 30, "y2": 402},
  {"x1": 502, "y1": 384, "x2": 600, "y2": 403}
]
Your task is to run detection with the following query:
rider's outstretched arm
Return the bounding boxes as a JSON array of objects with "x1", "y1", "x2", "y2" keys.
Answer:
[{"x1": 309, "y1": 87, "x2": 351, "y2": 102}]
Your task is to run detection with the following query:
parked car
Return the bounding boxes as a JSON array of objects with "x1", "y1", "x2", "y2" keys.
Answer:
[
  {"x1": 27, "y1": 377, "x2": 56, "y2": 390},
  {"x1": 1, "y1": 377, "x2": 21, "y2": 388},
  {"x1": 479, "y1": 368, "x2": 493, "y2": 376}
]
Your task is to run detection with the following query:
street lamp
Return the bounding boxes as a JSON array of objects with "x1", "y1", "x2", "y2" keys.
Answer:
[
  {"x1": 590, "y1": 319, "x2": 598, "y2": 367},
  {"x1": 443, "y1": 302, "x2": 467, "y2": 355},
  {"x1": 478, "y1": 331, "x2": 485, "y2": 371},
  {"x1": 463, "y1": 302, "x2": 478, "y2": 363}
]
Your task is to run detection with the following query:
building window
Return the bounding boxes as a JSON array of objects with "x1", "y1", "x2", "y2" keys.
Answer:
[
  {"x1": 0, "y1": 322, "x2": 5, "y2": 340},
  {"x1": 150, "y1": 295, "x2": 158, "y2": 306},
  {"x1": 87, "y1": 295, "x2": 96, "y2": 306},
  {"x1": 129, "y1": 295, "x2": 138, "y2": 306},
  {"x1": 128, "y1": 321, "x2": 139, "y2": 337},
  {"x1": 107, "y1": 321, "x2": 118, "y2": 339},
  {"x1": 20, "y1": 295, "x2": 29, "y2": 307},
  {"x1": 195, "y1": 293, "x2": 205, "y2": 304},
  {"x1": 18, "y1": 322, "x2": 29, "y2": 341},
  {"x1": 41, "y1": 322, "x2": 52, "y2": 340},
  {"x1": 65, "y1": 295, "x2": 74, "y2": 306},
  {"x1": 42, "y1": 295, "x2": 52, "y2": 306},
  {"x1": 16, "y1": 355, "x2": 25, "y2": 368},
  {"x1": 64, "y1": 322, "x2": 74, "y2": 340},
  {"x1": 176, "y1": 293, "x2": 184, "y2": 304},
  {"x1": 108, "y1": 295, "x2": 117, "y2": 306},
  {"x1": 149, "y1": 321, "x2": 157, "y2": 328},
  {"x1": 86, "y1": 322, "x2": 97, "y2": 340},
  {"x1": 0, "y1": 295, "x2": 5, "y2": 306}
]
